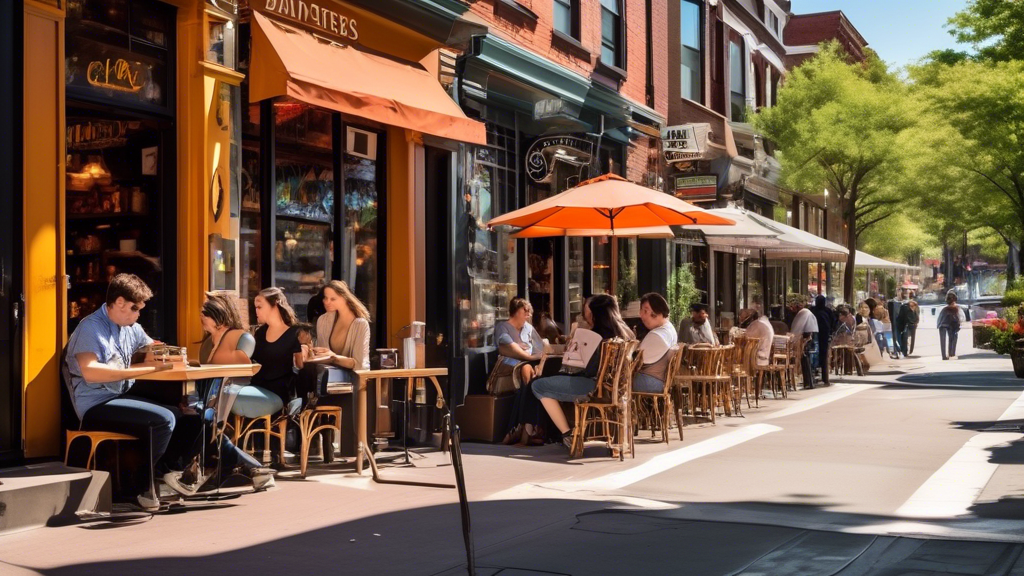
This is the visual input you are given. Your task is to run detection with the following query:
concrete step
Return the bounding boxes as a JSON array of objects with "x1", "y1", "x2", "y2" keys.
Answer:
[{"x1": 0, "y1": 462, "x2": 111, "y2": 536}]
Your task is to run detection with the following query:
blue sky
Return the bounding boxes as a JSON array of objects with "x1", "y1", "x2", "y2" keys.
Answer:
[{"x1": 790, "y1": 0, "x2": 972, "y2": 69}]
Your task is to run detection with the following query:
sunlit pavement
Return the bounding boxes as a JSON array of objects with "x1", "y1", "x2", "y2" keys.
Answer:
[{"x1": 3, "y1": 322, "x2": 1024, "y2": 575}]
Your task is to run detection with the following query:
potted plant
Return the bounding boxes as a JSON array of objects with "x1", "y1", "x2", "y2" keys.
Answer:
[{"x1": 987, "y1": 316, "x2": 1024, "y2": 378}]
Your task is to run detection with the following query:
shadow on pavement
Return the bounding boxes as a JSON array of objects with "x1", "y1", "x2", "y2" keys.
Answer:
[{"x1": 25, "y1": 495, "x2": 1024, "y2": 576}]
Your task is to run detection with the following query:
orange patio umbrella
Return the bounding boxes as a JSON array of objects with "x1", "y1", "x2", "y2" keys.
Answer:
[{"x1": 487, "y1": 174, "x2": 734, "y2": 235}]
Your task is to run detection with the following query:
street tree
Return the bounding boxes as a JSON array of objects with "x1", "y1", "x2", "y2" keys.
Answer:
[
  {"x1": 754, "y1": 43, "x2": 917, "y2": 300},
  {"x1": 946, "y1": 0, "x2": 1024, "y2": 62},
  {"x1": 909, "y1": 58, "x2": 1024, "y2": 277}
]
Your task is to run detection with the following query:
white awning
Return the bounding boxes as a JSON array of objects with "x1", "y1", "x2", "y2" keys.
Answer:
[
  {"x1": 745, "y1": 212, "x2": 849, "y2": 261},
  {"x1": 855, "y1": 250, "x2": 909, "y2": 270}
]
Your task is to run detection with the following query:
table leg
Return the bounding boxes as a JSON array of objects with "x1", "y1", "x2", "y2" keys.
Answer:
[{"x1": 356, "y1": 376, "x2": 368, "y2": 476}]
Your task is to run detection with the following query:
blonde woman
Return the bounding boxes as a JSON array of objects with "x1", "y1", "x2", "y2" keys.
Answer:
[{"x1": 313, "y1": 280, "x2": 371, "y2": 378}]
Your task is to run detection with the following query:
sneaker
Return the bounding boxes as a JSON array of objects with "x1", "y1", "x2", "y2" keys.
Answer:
[
  {"x1": 137, "y1": 491, "x2": 161, "y2": 512},
  {"x1": 163, "y1": 470, "x2": 207, "y2": 497},
  {"x1": 561, "y1": 434, "x2": 573, "y2": 451},
  {"x1": 286, "y1": 397, "x2": 303, "y2": 416},
  {"x1": 950, "y1": 356, "x2": 958, "y2": 360},
  {"x1": 250, "y1": 467, "x2": 277, "y2": 491}
]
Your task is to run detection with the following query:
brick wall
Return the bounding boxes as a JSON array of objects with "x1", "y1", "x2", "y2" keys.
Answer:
[
  {"x1": 468, "y1": 0, "x2": 667, "y2": 185},
  {"x1": 784, "y1": 11, "x2": 868, "y2": 66}
]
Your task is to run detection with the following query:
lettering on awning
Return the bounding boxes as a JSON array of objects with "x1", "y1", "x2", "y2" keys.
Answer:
[{"x1": 257, "y1": 0, "x2": 360, "y2": 43}]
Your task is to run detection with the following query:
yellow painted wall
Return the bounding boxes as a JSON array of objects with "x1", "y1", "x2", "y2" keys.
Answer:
[
  {"x1": 386, "y1": 129, "x2": 420, "y2": 348},
  {"x1": 22, "y1": 1, "x2": 65, "y2": 458}
]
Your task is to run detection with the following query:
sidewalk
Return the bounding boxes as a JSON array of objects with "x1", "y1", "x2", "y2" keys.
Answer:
[{"x1": 2, "y1": 324, "x2": 1022, "y2": 576}]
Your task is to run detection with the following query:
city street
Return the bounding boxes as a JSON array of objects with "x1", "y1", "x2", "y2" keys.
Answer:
[{"x1": 3, "y1": 316, "x2": 1024, "y2": 575}]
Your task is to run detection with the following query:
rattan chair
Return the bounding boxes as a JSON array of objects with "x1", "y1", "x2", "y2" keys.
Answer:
[
  {"x1": 731, "y1": 337, "x2": 760, "y2": 410},
  {"x1": 632, "y1": 345, "x2": 685, "y2": 444},
  {"x1": 756, "y1": 336, "x2": 790, "y2": 400},
  {"x1": 677, "y1": 345, "x2": 731, "y2": 424},
  {"x1": 570, "y1": 339, "x2": 637, "y2": 460}
]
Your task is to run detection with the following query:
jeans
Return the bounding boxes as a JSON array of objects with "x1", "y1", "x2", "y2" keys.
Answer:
[
  {"x1": 939, "y1": 327, "x2": 959, "y2": 359},
  {"x1": 633, "y1": 372, "x2": 666, "y2": 393},
  {"x1": 532, "y1": 375, "x2": 596, "y2": 402},
  {"x1": 81, "y1": 395, "x2": 176, "y2": 495}
]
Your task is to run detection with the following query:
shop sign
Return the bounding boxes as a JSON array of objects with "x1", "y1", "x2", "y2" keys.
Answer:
[
  {"x1": 662, "y1": 124, "x2": 706, "y2": 164},
  {"x1": 525, "y1": 135, "x2": 594, "y2": 184},
  {"x1": 87, "y1": 58, "x2": 144, "y2": 93},
  {"x1": 256, "y1": 0, "x2": 359, "y2": 42},
  {"x1": 674, "y1": 174, "x2": 718, "y2": 202}
]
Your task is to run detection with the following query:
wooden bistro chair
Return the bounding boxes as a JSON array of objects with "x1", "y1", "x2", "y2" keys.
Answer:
[
  {"x1": 756, "y1": 336, "x2": 790, "y2": 400},
  {"x1": 570, "y1": 339, "x2": 636, "y2": 460},
  {"x1": 731, "y1": 337, "x2": 761, "y2": 410},
  {"x1": 677, "y1": 345, "x2": 731, "y2": 424},
  {"x1": 633, "y1": 346, "x2": 686, "y2": 444},
  {"x1": 233, "y1": 412, "x2": 288, "y2": 466}
]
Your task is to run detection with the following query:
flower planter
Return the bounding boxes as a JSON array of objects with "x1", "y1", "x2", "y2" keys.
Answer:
[{"x1": 1012, "y1": 344, "x2": 1024, "y2": 379}]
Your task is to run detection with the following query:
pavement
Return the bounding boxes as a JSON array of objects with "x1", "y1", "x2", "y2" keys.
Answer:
[{"x1": 3, "y1": 314, "x2": 1024, "y2": 575}]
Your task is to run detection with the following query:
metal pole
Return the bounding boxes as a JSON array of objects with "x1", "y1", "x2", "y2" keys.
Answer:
[{"x1": 448, "y1": 416, "x2": 475, "y2": 576}]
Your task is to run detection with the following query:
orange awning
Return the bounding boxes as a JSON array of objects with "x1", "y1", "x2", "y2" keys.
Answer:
[{"x1": 250, "y1": 11, "x2": 486, "y2": 145}]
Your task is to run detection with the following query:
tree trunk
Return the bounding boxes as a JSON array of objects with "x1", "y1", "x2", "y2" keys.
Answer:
[{"x1": 844, "y1": 208, "x2": 857, "y2": 303}]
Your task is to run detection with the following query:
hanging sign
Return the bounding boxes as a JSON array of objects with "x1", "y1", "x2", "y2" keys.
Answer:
[
  {"x1": 662, "y1": 124, "x2": 706, "y2": 164},
  {"x1": 674, "y1": 175, "x2": 718, "y2": 202},
  {"x1": 525, "y1": 135, "x2": 594, "y2": 184},
  {"x1": 256, "y1": 0, "x2": 360, "y2": 42}
]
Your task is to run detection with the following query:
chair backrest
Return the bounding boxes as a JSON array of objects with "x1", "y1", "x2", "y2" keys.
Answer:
[
  {"x1": 742, "y1": 337, "x2": 761, "y2": 373},
  {"x1": 590, "y1": 338, "x2": 627, "y2": 402},
  {"x1": 687, "y1": 345, "x2": 729, "y2": 378},
  {"x1": 614, "y1": 340, "x2": 640, "y2": 405},
  {"x1": 663, "y1": 345, "x2": 684, "y2": 385}
]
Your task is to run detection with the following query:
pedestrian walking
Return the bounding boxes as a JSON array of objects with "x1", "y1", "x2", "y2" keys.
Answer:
[
  {"x1": 811, "y1": 295, "x2": 834, "y2": 386},
  {"x1": 937, "y1": 291, "x2": 965, "y2": 360}
]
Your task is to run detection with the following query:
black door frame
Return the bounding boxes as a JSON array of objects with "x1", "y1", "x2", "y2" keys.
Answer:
[{"x1": 0, "y1": 0, "x2": 24, "y2": 465}]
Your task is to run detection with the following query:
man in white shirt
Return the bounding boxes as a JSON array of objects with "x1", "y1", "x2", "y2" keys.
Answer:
[
  {"x1": 739, "y1": 308, "x2": 774, "y2": 366},
  {"x1": 789, "y1": 305, "x2": 819, "y2": 388},
  {"x1": 678, "y1": 303, "x2": 719, "y2": 345},
  {"x1": 634, "y1": 293, "x2": 678, "y2": 393}
]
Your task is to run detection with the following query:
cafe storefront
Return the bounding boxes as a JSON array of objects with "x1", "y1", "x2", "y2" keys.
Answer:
[
  {"x1": 433, "y1": 34, "x2": 665, "y2": 403},
  {"x1": 16, "y1": 0, "x2": 484, "y2": 461}
]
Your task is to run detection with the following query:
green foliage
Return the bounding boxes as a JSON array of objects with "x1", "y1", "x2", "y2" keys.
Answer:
[
  {"x1": 666, "y1": 264, "x2": 702, "y2": 325},
  {"x1": 947, "y1": 0, "x2": 1024, "y2": 62},
  {"x1": 991, "y1": 327, "x2": 1017, "y2": 356},
  {"x1": 1005, "y1": 305, "x2": 1019, "y2": 326},
  {"x1": 858, "y1": 212, "x2": 941, "y2": 262},
  {"x1": 908, "y1": 59, "x2": 1024, "y2": 249},
  {"x1": 616, "y1": 255, "x2": 638, "y2": 310},
  {"x1": 1003, "y1": 289, "x2": 1024, "y2": 308},
  {"x1": 753, "y1": 42, "x2": 918, "y2": 298}
]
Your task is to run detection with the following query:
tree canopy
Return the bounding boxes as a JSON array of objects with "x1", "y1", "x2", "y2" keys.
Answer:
[
  {"x1": 946, "y1": 0, "x2": 1024, "y2": 62},
  {"x1": 753, "y1": 42, "x2": 916, "y2": 299}
]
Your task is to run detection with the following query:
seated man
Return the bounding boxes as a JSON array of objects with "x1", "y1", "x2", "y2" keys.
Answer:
[
  {"x1": 678, "y1": 303, "x2": 719, "y2": 345},
  {"x1": 633, "y1": 293, "x2": 678, "y2": 393},
  {"x1": 63, "y1": 274, "x2": 264, "y2": 511},
  {"x1": 738, "y1": 308, "x2": 774, "y2": 367}
]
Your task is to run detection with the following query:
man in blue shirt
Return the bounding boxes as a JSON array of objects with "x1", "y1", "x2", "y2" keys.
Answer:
[{"x1": 63, "y1": 274, "x2": 176, "y2": 510}]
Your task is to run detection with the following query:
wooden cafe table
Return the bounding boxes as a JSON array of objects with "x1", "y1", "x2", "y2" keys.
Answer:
[
  {"x1": 134, "y1": 362, "x2": 261, "y2": 499},
  {"x1": 352, "y1": 368, "x2": 450, "y2": 486}
]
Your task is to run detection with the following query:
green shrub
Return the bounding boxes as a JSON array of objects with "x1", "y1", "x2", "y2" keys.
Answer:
[
  {"x1": 667, "y1": 264, "x2": 702, "y2": 324},
  {"x1": 616, "y1": 255, "x2": 638, "y2": 310},
  {"x1": 1002, "y1": 288, "x2": 1024, "y2": 308},
  {"x1": 991, "y1": 328, "x2": 1017, "y2": 355}
]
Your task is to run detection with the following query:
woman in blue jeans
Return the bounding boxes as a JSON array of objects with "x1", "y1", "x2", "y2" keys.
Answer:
[
  {"x1": 532, "y1": 294, "x2": 634, "y2": 449},
  {"x1": 937, "y1": 291, "x2": 965, "y2": 360}
]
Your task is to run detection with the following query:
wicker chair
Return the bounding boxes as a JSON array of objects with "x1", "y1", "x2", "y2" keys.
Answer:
[
  {"x1": 677, "y1": 345, "x2": 732, "y2": 424},
  {"x1": 632, "y1": 345, "x2": 685, "y2": 444},
  {"x1": 756, "y1": 336, "x2": 790, "y2": 400},
  {"x1": 570, "y1": 339, "x2": 637, "y2": 460},
  {"x1": 730, "y1": 337, "x2": 760, "y2": 410}
]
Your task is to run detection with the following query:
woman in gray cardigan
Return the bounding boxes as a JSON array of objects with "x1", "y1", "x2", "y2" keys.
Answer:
[{"x1": 313, "y1": 280, "x2": 372, "y2": 379}]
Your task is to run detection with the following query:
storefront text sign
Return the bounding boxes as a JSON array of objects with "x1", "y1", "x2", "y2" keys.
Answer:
[
  {"x1": 258, "y1": 0, "x2": 359, "y2": 42},
  {"x1": 674, "y1": 175, "x2": 718, "y2": 202},
  {"x1": 87, "y1": 58, "x2": 144, "y2": 93},
  {"x1": 662, "y1": 124, "x2": 706, "y2": 164},
  {"x1": 525, "y1": 135, "x2": 594, "y2": 184}
]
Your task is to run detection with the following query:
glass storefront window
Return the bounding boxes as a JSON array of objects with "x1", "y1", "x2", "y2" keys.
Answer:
[
  {"x1": 568, "y1": 237, "x2": 584, "y2": 321},
  {"x1": 342, "y1": 152, "x2": 379, "y2": 331},
  {"x1": 616, "y1": 238, "x2": 638, "y2": 316},
  {"x1": 457, "y1": 126, "x2": 518, "y2": 353},
  {"x1": 273, "y1": 100, "x2": 334, "y2": 321}
]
